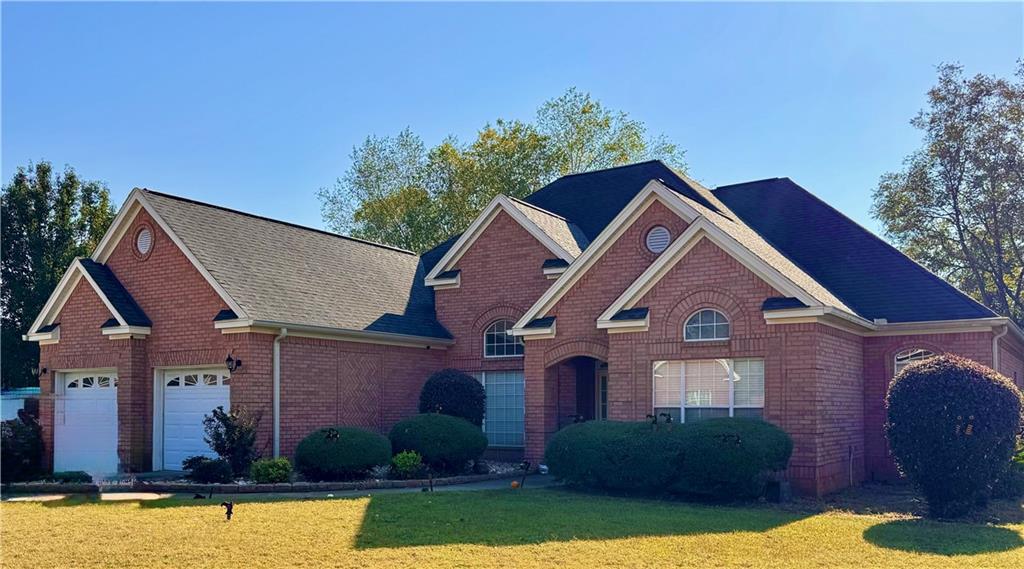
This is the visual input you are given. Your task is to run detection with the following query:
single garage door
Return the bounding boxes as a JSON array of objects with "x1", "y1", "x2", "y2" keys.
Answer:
[
  {"x1": 163, "y1": 369, "x2": 230, "y2": 470},
  {"x1": 54, "y1": 372, "x2": 119, "y2": 474}
]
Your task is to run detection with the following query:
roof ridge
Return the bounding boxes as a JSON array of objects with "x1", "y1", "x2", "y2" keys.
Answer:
[
  {"x1": 553, "y1": 159, "x2": 664, "y2": 180},
  {"x1": 139, "y1": 188, "x2": 417, "y2": 256},
  {"x1": 712, "y1": 177, "x2": 786, "y2": 191},
  {"x1": 505, "y1": 195, "x2": 572, "y2": 222}
]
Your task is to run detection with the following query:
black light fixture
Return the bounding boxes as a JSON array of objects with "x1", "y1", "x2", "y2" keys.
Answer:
[
  {"x1": 31, "y1": 366, "x2": 47, "y2": 377},
  {"x1": 225, "y1": 352, "x2": 242, "y2": 373}
]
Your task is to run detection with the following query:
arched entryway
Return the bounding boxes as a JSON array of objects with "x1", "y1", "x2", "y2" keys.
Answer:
[{"x1": 549, "y1": 356, "x2": 608, "y2": 428}]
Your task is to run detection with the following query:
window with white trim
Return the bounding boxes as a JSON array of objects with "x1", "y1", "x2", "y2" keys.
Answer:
[
  {"x1": 484, "y1": 319, "x2": 524, "y2": 358},
  {"x1": 684, "y1": 309, "x2": 730, "y2": 341},
  {"x1": 653, "y1": 358, "x2": 764, "y2": 422},
  {"x1": 894, "y1": 348, "x2": 935, "y2": 376},
  {"x1": 471, "y1": 370, "x2": 524, "y2": 447}
]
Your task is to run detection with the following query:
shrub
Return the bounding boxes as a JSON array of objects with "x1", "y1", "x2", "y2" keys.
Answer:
[
  {"x1": 545, "y1": 421, "x2": 688, "y2": 492},
  {"x1": 49, "y1": 471, "x2": 93, "y2": 484},
  {"x1": 672, "y1": 418, "x2": 793, "y2": 499},
  {"x1": 182, "y1": 456, "x2": 234, "y2": 484},
  {"x1": 418, "y1": 369, "x2": 486, "y2": 426},
  {"x1": 250, "y1": 458, "x2": 292, "y2": 483},
  {"x1": 390, "y1": 450, "x2": 425, "y2": 480},
  {"x1": 1, "y1": 412, "x2": 43, "y2": 482},
  {"x1": 203, "y1": 406, "x2": 260, "y2": 477},
  {"x1": 885, "y1": 354, "x2": 1024, "y2": 518},
  {"x1": 544, "y1": 418, "x2": 792, "y2": 499},
  {"x1": 389, "y1": 413, "x2": 487, "y2": 474},
  {"x1": 294, "y1": 427, "x2": 391, "y2": 481}
]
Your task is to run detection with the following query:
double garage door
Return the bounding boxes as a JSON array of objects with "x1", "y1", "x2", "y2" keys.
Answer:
[{"x1": 53, "y1": 368, "x2": 229, "y2": 474}]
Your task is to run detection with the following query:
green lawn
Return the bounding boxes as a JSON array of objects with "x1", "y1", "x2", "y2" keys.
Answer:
[{"x1": 2, "y1": 488, "x2": 1022, "y2": 568}]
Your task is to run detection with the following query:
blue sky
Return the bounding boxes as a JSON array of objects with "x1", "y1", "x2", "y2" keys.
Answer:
[{"x1": 3, "y1": 2, "x2": 1021, "y2": 235}]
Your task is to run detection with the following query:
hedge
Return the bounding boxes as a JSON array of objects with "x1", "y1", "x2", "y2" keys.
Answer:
[{"x1": 544, "y1": 417, "x2": 792, "y2": 499}]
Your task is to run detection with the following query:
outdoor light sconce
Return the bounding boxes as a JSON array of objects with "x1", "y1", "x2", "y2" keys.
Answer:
[
  {"x1": 225, "y1": 352, "x2": 242, "y2": 373},
  {"x1": 31, "y1": 367, "x2": 47, "y2": 377}
]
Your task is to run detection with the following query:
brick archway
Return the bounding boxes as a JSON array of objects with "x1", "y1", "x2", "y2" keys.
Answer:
[
  {"x1": 662, "y1": 289, "x2": 750, "y2": 341},
  {"x1": 543, "y1": 339, "x2": 609, "y2": 368}
]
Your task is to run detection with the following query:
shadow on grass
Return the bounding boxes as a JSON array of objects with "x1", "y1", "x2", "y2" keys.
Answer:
[
  {"x1": 353, "y1": 488, "x2": 808, "y2": 548},
  {"x1": 863, "y1": 519, "x2": 1024, "y2": 555}
]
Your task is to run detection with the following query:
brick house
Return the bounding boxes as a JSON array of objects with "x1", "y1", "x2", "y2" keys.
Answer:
[{"x1": 25, "y1": 160, "x2": 1024, "y2": 495}]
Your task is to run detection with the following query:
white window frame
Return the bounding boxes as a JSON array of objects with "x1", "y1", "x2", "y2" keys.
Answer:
[
  {"x1": 683, "y1": 309, "x2": 731, "y2": 342},
  {"x1": 652, "y1": 358, "x2": 764, "y2": 422},
  {"x1": 894, "y1": 348, "x2": 935, "y2": 376},
  {"x1": 473, "y1": 370, "x2": 525, "y2": 448},
  {"x1": 483, "y1": 319, "x2": 524, "y2": 359}
]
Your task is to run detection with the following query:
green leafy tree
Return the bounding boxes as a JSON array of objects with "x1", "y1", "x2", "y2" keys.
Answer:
[
  {"x1": 1, "y1": 162, "x2": 116, "y2": 388},
  {"x1": 873, "y1": 63, "x2": 1024, "y2": 326},
  {"x1": 319, "y1": 88, "x2": 688, "y2": 252}
]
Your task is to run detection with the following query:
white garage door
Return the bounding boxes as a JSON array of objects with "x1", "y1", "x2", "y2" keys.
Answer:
[
  {"x1": 163, "y1": 369, "x2": 230, "y2": 470},
  {"x1": 54, "y1": 372, "x2": 119, "y2": 474}
]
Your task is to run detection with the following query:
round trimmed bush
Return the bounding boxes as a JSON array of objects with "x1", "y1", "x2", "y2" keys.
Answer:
[
  {"x1": 672, "y1": 418, "x2": 793, "y2": 499},
  {"x1": 389, "y1": 413, "x2": 487, "y2": 474},
  {"x1": 885, "y1": 354, "x2": 1023, "y2": 518},
  {"x1": 294, "y1": 427, "x2": 391, "y2": 481},
  {"x1": 419, "y1": 369, "x2": 486, "y2": 426},
  {"x1": 544, "y1": 418, "x2": 793, "y2": 499}
]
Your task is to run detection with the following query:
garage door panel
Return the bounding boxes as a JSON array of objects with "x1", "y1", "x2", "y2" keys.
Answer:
[
  {"x1": 162, "y1": 369, "x2": 229, "y2": 471},
  {"x1": 54, "y1": 372, "x2": 118, "y2": 474}
]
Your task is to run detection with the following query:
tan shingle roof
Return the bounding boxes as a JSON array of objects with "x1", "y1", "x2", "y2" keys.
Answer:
[
  {"x1": 506, "y1": 197, "x2": 589, "y2": 258},
  {"x1": 142, "y1": 190, "x2": 450, "y2": 339}
]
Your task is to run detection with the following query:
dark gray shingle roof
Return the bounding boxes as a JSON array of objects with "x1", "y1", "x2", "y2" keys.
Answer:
[
  {"x1": 142, "y1": 190, "x2": 450, "y2": 339},
  {"x1": 78, "y1": 258, "x2": 152, "y2": 327}
]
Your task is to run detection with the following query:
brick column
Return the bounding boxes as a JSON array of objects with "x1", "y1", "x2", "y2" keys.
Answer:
[
  {"x1": 524, "y1": 349, "x2": 557, "y2": 464},
  {"x1": 116, "y1": 338, "x2": 150, "y2": 472}
]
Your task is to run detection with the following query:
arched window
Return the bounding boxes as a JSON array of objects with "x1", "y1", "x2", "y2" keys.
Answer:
[
  {"x1": 684, "y1": 309, "x2": 730, "y2": 341},
  {"x1": 894, "y1": 348, "x2": 935, "y2": 376},
  {"x1": 484, "y1": 319, "x2": 524, "y2": 358}
]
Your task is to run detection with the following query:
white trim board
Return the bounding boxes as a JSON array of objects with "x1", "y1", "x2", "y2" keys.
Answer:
[
  {"x1": 24, "y1": 258, "x2": 151, "y2": 340},
  {"x1": 513, "y1": 180, "x2": 702, "y2": 333},
  {"x1": 424, "y1": 195, "x2": 579, "y2": 288}
]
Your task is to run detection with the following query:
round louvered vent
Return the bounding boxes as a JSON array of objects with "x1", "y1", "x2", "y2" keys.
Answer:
[
  {"x1": 136, "y1": 228, "x2": 153, "y2": 256},
  {"x1": 645, "y1": 226, "x2": 671, "y2": 254}
]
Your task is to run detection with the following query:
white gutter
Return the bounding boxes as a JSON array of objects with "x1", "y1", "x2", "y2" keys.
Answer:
[
  {"x1": 993, "y1": 324, "x2": 1009, "y2": 372},
  {"x1": 272, "y1": 327, "x2": 288, "y2": 458}
]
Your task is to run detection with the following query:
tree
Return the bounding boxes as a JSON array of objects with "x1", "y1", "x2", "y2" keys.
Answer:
[
  {"x1": 1, "y1": 162, "x2": 116, "y2": 389},
  {"x1": 872, "y1": 63, "x2": 1024, "y2": 325},
  {"x1": 319, "y1": 88, "x2": 688, "y2": 252}
]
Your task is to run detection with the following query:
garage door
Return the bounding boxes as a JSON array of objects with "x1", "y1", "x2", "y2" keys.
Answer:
[
  {"x1": 163, "y1": 369, "x2": 230, "y2": 470},
  {"x1": 54, "y1": 372, "x2": 119, "y2": 474}
]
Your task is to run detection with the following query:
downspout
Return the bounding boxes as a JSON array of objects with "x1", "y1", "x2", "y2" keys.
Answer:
[
  {"x1": 273, "y1": 327, "x2": 288, "y2": 458},
  {"x1": 993, "y1": 324, "x2": 1009, "y2": 372}
]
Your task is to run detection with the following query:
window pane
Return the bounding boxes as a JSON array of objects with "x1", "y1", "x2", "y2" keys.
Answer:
[
  {"x1": 894, "y1": 348, "x2": 935, "y2": 375},
  {"x1": 733, "y1": 359, "x2": 765, "y2": 407},
  {"x1": 653, "y1": 361, "x2": 681, "y2": 407},
  {"x1": 683, "y1": 310, "x2": 730, "y2": 341},
  {"x1": 475, "y1": 370, "x2": 525, "y2": 447},
  {"x1": 484, "y1": 320, "x2": 524, "y2": 358},
  {"x1": 685, "y1": 408, "x2": 729, "y2": 422},
  {"x1": 684, "y1": 360, "x2": 730, "y2": 407},
  {"x1": 733, "y1": 408, "x2": 764, "y2": 419}
]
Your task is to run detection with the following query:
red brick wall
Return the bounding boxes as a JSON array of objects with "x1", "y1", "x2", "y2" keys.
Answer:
[
  {"x1": 862, "y1": 331, "x2": 994, "y2": 480},
  {"x1": 278, "y1": 336, "x2": 445, "y2": 458},
  {"x1": 998, "y1": 333, "x2": 1024, "y2": 389},
  {"x1": 435, "y1": 209, "x2": 551, "y2": 375}
]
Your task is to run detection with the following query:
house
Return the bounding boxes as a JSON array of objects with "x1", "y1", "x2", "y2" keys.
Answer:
[{"x1": 24, "y1": 160, "x2": 1024, "y2": 495}]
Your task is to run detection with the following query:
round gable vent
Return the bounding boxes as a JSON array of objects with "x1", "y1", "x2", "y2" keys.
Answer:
[
  {"x1": 136, "y1": 227, "x2": 153, "y2": 256},
  {"x1": 645, "y1": 225, "x2": 671, "y2": 254}
]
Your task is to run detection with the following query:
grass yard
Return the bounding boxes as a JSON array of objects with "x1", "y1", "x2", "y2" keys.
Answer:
[{"x1": 2, "y1": 487, "x2": 1023, "y2": 568}]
